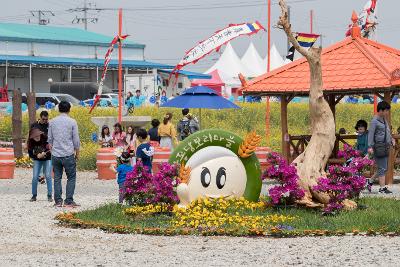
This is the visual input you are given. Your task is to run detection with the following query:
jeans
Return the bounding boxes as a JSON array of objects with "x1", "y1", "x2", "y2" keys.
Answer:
[
  {"x1": 375, "y1": 156, "x2": 388, "y2": 177},
  {"x1": 32, "y1": 160, "x2": 52, "y2": 197},
  {"x1": 52, "y1": 155, "x2": 77, "y2": 205}
]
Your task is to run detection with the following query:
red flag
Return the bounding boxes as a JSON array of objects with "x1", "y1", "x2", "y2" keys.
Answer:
[{"x1": 89, "y1": 34, "x2": 129, "y2": 113}]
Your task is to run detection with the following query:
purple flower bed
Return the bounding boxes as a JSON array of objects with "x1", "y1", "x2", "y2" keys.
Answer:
[
  {"x1": 313, "y1": 144, "x2": 374, "y2": 213},
  {"x1": 262, "y1": 152, "x2": 305, "y2": 205},
  {"x1": 123, "y1": 162, "x2": 179, "y2": 206}
]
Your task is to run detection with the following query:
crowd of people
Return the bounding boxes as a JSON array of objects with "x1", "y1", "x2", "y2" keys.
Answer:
[{"x1": 26, "y1": 99, "x2": 394, "y2": 206}]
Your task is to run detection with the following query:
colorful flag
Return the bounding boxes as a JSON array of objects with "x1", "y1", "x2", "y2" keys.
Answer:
[
  {"x1": 296, "y1": 33, "x2": 320, "y2": 48},
  {"x1": 89, "y1": 34, "x2": 128, "y2": 113},
  {"x1": 286, "y1": 46, "x2": 295, "y2": 61},
  {"x1": 345, "y1": 0, "x2": 378, "y2": 38},
  {"x1": 286, "y1": 33, "x2": 320, "y2": 61},
  {"x1": 170, "y1": 22, "x2": 265, "y2": 77}
]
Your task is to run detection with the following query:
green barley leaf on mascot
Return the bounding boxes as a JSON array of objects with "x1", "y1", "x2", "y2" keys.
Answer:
[{"x1": 169, "y1": 129, "x2": 262, "y2": 207}]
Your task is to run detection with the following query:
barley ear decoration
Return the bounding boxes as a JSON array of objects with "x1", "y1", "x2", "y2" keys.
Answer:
[
  {"x1": 238, "y1": 131, "x2": 262, "y2": 158},
  {"x1": 179, "y1": 162, "x2": 191, "y2": 184}
]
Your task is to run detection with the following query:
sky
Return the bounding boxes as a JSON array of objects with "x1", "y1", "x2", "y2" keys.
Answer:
[{"x1": 2, "y1": 0, "x2": 399, "y2": 72}]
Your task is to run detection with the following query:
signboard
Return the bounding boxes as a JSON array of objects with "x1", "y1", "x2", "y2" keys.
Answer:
[{"x1": 124, "y1": 73, "x2": 156, "y2": 99}]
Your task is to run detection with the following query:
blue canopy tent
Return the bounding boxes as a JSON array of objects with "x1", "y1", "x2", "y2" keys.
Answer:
[{"x1": 160, "y1": 85, "x2": 240, "y2": 128}]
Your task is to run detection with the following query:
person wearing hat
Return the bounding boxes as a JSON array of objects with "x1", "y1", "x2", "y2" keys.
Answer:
[
  {"x1": 27, "y1": 128, "x2": 52, "y2": 202},
  {"x1": 110, "y1": 152, "x2": 133, "y2": 204}
]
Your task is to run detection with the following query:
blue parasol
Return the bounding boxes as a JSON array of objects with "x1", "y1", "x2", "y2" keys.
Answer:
[
  {"x1": 160, "y1": 86, "x2": 239, "y2": 109},
  {"x1": 160, "y1": 86, "x2": 240, "y2": 127}
]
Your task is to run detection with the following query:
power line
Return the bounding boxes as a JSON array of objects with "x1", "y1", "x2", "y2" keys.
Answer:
[
  {"x1": 85, "y1": 0, "x2": 317, "y2": 12},
  {"x1": 29, "y1": 10, "x2": 55, "y2": 25},
  {"x1": 68, "y1": 0, "x2": 101, "y2": 30}
]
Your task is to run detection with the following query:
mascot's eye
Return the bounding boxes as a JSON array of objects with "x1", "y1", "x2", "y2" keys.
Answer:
[
  {"x1": 201, "y1": 167, "x2": 211, "y2": 188},
  {"x1": 216, "y1": 167, "x2": 226, "y2": 189}
]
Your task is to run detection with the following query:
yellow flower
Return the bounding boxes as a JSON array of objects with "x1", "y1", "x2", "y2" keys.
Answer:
[{"x1": 171, "y1": 197, "x2": 296, "y2": 231}]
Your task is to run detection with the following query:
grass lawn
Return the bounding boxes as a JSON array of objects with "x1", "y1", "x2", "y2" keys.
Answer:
[{"x1": 57, "y1": 197, "x2": 400, "y2": 237}]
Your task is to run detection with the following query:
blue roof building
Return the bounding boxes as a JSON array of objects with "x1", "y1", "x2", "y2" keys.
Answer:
[{"x1": 0, "y1": 23, "x2": 209, "y2": 96}]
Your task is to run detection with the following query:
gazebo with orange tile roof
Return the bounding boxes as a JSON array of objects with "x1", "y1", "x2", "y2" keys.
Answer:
[{"x1": 241, "y1": 16, "x2": 400, "y2": 184}]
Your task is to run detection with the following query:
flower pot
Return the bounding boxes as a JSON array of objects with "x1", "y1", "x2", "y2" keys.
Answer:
[
  {"x1": 255, "y1": 147, "x2": 271, "y2": 172},
  {"x1": 0, "y1": 148, "x2": 15, "y2": 179},
  {"x1": 153, "y1": 147, "x2": 171, "y2": 173},
  {"x1": 96, "y1": 148, "x2": 116, "y2": 180}
]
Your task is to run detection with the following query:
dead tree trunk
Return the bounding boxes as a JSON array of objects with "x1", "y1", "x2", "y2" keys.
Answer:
[
  {"x1": 12, "y1": 89, "x2": 23, "y2": 158},
  {"x1": 27, "y1": 92, "x2": 36, "y2": 126},
  {"x1": 278, "y1": 0, "x2": 355, "y2": 209}
]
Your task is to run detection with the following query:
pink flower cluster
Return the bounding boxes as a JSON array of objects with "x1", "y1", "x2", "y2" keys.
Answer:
[
  {"x1": 337, "y1": 143, "x2": 361, "y2": 160},
  {"x1": 123, "y1": 162, "x2": 179, "y2": 206},
  {"x1": 313, "y1": 145, "x2": 374, "y2": 213},
  {"x1": 262, "y1": 152, "x2": 305, "y2": 205}
]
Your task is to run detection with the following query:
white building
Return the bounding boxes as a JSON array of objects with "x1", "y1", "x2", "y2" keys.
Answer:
[{"x1": 0, "y1": 23, "x2": 208, "y2": 97}]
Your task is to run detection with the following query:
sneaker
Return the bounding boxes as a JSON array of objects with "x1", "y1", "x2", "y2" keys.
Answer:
[
  {"x1": 366, "y1": 180, "x2": 373, "y2": 193},
  {"x1": 30, "y1": 196, "x2": 37, "y2": 202},
  {"x1": 47, "y1": 195, "x2": 53, "y2": 202},
  {"x1": 64, "y1": 201, "x2": 80, "y2": 208},
  {"x1": 54, "y1": 201, "x2": 63, "y2": 207},
  {"x1": 378, "y1": 187, "x2": 393, "y2": 194}
]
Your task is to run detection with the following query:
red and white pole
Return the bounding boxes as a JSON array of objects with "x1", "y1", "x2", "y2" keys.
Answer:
[
  {"x1": 118, "y1": 8, "x2": 123, "y2": 123},
  {"x1": 267, "y1": 0, "x2": 271, "y2": 73},
  {"x1": 266, "y1": 0, "x2": 271, "y2": 147}
]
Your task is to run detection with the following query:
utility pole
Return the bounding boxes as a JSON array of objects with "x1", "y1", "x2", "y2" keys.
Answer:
[
  {"x1": 83, "y1": 0, "x2": 88, "y2": 30},
  {"x1": 310, "y1": 9, "x2": 314, "y2": 34},
  {"x1": 69, "y1": 0, "x2": 101, "y2": 30},
  {"x1": 29, "y1": 10, "x2": 55, "y2": 25},
  {"x1": 287, "y1": 5, "x2": 291, "y2": 53}
]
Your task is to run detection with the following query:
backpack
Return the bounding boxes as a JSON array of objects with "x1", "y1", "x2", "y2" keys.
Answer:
[{"x1": 180, "y1": 120, "x2": 192, "y2": 140}]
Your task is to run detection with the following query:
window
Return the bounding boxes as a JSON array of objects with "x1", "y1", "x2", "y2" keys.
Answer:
[
  {"x1": 57, "y1": 95, "x2": 80, "y2": 105},
  {"x1": 36, "y1": 97, "x2": 47, "y2": 106},
  {"x1": 178, "y1": 82, "x2": 183, "y2": 89}
]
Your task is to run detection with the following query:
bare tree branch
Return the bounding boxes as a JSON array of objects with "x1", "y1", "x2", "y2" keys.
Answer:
[{"x1": 278, "y1": 0, "x2": 310, "y2": 59}]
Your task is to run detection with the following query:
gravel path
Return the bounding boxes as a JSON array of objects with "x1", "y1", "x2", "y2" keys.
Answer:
[{"x1": 1, "y1": 168, "x2": 400, "y2": 267}]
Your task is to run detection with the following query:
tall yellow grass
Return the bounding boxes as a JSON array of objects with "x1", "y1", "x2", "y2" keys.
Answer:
[{"x1": 1, "y1": 103, "x2": 397, "y2": 170}]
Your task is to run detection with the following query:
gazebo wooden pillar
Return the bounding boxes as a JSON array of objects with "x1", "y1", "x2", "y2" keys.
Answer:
[
  {"x1": 384, "y1": 91, "x2": 395, "y2": 184},
  {"x1": 327, "y1": 94, "x2": 336, "y2": 121}
]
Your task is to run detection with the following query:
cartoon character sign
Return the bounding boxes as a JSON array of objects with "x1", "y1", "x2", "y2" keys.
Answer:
[{"x1": 169, "y1": 129, "x2": 262, "y2": 206}]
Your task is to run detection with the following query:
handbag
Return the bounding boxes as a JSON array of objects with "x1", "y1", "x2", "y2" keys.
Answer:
[{"x1": 373, "y1": 119, "x2": 390, "y2": 157}]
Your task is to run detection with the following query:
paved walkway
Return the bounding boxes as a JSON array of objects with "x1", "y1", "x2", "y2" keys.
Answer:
[{"x1": 1, "y1": 168, "x2": 400, "y2": 266}]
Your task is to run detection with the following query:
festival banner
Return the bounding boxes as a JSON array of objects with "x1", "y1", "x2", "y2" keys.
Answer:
[
  {"x1": 346, "y1": 0, "x2": 378, "y2": 38},
  {"x1": 170, "y1": 22, "x2": 265, "y2": 76},
  {"x1": 89, "y1": 34, "x2": 128, "y2": 113}
]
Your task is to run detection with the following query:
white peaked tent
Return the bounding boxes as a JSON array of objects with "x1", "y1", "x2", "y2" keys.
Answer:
[
  {"x1": 263, "y1": 43, "x2": 285, "y2": 71},
  {"x1": 240, "y1": 42, "x2": 265, "y2": 77},
  {"x1": 206, "y1": 42, "x2": 251, "y2": 81},
  {"x1": 217, "y1": 69, "x2": 242, "y2": 87}
]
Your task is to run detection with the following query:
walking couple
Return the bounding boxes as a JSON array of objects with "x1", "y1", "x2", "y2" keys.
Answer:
[{"x1": 28, "y1": 101, "x2": 80, "y2": 207}]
